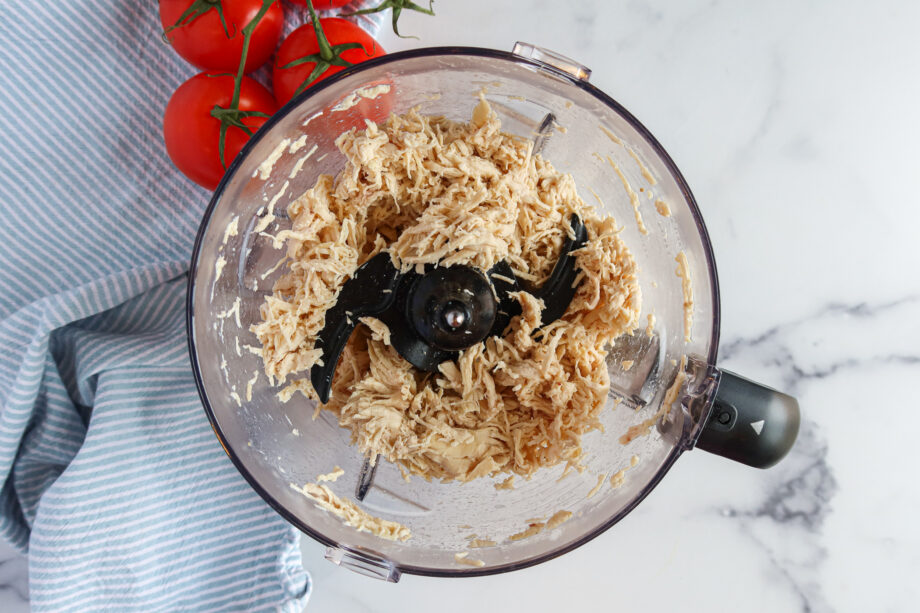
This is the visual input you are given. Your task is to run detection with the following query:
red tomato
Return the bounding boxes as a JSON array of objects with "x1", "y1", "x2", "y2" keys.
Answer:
[
  {"x1": 163, "y1": 73, "x2": 277, "y2": 190},
  {"x1": 272, "y1": 19, "x2": 385, "y2": 106},
  {"x1": 286, "y1": 0, "x2": 352, "y2": 9},
  {"x1": 160, "y1": 0, "x2": 285, "y2": 73}
]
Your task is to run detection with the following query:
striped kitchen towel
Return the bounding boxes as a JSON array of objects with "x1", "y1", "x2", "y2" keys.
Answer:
[{"x1": 0, "y1": 2, "x2": 310, "y2": 611}]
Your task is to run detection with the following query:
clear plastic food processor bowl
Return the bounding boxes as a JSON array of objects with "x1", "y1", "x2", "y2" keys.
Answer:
[{"x1": 188, "y1": 44, "x2": 800, "y2": 581}]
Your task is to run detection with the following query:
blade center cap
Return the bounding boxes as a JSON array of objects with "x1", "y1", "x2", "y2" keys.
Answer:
[
  {"x1": 442, "y1": 301, "x2": 468, "y2": 329},
  {"x1": 407, "y1": 266, "x2": 497, "y2": 352}
]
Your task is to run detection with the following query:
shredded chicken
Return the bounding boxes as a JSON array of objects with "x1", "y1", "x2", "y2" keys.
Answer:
[
  {"x1": 587, "y1": 473, "x2": 608, "y2": 499},
  {"x1": 508, "y1": 509, "x2": 572, "y2": 541},
  {"x1": 454, "y1": 552, "x2": 485, "y2": 567},
  {"x1": 289, "y1": 482, "x2": 410, "y2": 541},
  {"x1": 610, "y1": 454, "x2": 640, "y2": 489},
  {"x1": 509, "y1": 522, "x2": 545, "y2": 541},
  {"x1": 468, "y1": 538, "x2": 497, "y2": 548},
  {"x1": 545, "y1": 509, "x2": 573, "y2": 530},
  {"x1": 316, "y1": 466, "x2": 344, "y2": 482},
  {"x1": 255, "y1": 98, "x2": 641, "y2": 483},
  {"x1": 675, "y1": 252, "x2": 693, "y2": 343}
]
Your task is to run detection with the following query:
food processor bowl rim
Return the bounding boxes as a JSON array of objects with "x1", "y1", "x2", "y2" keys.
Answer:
[{"x1": 186, "y1": 45, "x2": 721, "y2": 578}]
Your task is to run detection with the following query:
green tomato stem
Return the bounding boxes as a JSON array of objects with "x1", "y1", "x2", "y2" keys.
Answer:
[
  {"x1": 213, "y1": 0, "x2": 275, "y2": 169},
  {"x1": 230, "y1": 0, "x2": 274, "y2": 109},
  {"x1": 305, "y1": 0, "x2": 335, "y2": 62},
  {"x1": 163, "y1": 0, "x2": 232, "y2": 41},
  {"x1": 340, "y1": 0, "x2": 435, "y2": 39}
]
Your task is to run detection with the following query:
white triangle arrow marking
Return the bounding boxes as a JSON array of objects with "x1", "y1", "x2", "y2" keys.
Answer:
[{"x1": 750, "y1": 420, "x2": 765, "y2": 435}]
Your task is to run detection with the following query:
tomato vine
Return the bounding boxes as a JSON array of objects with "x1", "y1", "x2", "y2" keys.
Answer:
[
  {"x1": 163, "y1": 0, "x2": 437, "y2": 172},
  {"x1": 208, "y1": 0, "x2": 275, "y2": 167},
  {"x1": 280, "y1": 0, "x2": 369, "y2": 98},
  {"x1": 163, "y1": 0, "x2": 234, "y2": 40},
  {"x1": 342, "y1": 0, "x2": 435, "y2": 39}
]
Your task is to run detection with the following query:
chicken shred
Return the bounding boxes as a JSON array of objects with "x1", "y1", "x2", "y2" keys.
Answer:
[{"x1": 255, "y1": 99, "x2": 641, "y2": 482}]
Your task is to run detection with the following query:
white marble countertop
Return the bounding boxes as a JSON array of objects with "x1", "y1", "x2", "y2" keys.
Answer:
[{"x1": 3, "y1": 1, "x2": 919, "y2": 611}]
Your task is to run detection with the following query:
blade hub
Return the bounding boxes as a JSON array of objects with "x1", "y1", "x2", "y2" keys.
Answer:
[
  {"x1": 408, "y1": 266, "x2": 497, "y2": 352},
  {"x1": 309, "y1": 214, "x2": 588, "y2": 402},
  {"x1": 442, "y1": 302, "x2": 467, "y2": 329}
]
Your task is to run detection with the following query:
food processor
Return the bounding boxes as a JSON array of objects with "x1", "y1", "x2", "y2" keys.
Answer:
[{"x1": 187, "y1": 44, "x2": 800, "y2": 581}]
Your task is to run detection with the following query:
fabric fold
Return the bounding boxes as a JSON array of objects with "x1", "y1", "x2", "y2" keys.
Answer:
[{"x1": 0, "y1": 2, "x2": 310, "y2": 610}]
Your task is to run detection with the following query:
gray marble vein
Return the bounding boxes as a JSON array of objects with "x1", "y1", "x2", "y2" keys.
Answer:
[
  {"x1": 721, "y1": 295, "x2": 920, "y2": 392},
  {"x1": 713, "y1": 294, "x2": 920, "y2": 612},
  {"x1": 720, "y1": 420, "x2": 837, "y2": 613}
]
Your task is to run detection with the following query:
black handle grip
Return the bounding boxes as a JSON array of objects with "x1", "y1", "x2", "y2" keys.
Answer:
[{"x1": 696, "y1": 370, "x2": 800, "y2": 469}]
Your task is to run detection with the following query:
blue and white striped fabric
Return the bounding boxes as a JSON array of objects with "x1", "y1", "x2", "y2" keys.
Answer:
[{"x1": 0, "y1": 2, "x2": 310, "y2": 611}]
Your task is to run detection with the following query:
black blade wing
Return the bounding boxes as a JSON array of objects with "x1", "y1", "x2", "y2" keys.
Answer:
[
  {"x1": 532, "y1": 214, "x2": 589, "y2": 325},
  {"x1": 310, "y1": 252, "x2": 401, "y2": 403}
]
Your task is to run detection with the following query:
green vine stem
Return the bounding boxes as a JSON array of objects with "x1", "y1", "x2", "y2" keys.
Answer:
[
  {"x1": 341, "y1": 0, "x2": 435, "y2": 39},
  {"x1": 165, "y1": 0, "x2": 435, "y2": 174},
  {"x1": 163, "y1": 0, "x2": 233, "y2": 41},
  {"x1": 280, "y1": 0, "x2": 365, "y2": 98},
  {"x1": 209, "y1": 0, "x2": 276, "y2": 169},
  {"x1": 306, "y1": 0, "x2": 334, "y2": 62}
]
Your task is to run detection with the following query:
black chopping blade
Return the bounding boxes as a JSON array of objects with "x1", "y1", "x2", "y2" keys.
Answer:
[{"x1": 310, "y1": 214, "x2": 589, "y2": 403}]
